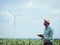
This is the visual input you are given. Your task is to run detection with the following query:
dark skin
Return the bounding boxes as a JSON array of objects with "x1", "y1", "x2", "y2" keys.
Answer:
[
  {"x1": 38, "y1": 20, "x2": 50, "y2": 39},
  {"x1": 44, "y1": 20, "x2": 50, "y2": 29}
]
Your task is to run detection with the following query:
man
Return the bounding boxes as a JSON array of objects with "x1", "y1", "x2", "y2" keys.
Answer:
[{"x1": 38, "y1": 19, "x2": 53, "y2": 45}]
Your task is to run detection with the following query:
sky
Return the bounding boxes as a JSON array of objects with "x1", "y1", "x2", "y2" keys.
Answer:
[{"x1": 0, "y1": 0, "x2": 60, "y2": 39}]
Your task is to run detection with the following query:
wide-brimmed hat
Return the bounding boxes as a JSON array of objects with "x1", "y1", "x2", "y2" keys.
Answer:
[{"x1": 44, "y1": 18, "x2": 50, "y2": 24}]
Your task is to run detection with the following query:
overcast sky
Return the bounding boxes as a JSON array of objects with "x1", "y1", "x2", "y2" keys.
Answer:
[{"x1": 0, "y1": 0, "x2": 60, "y2": 39}]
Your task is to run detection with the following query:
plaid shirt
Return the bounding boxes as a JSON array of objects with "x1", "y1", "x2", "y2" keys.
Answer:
[{"x1": 44, "y1": 26, "x2": 53, "y2": 42}]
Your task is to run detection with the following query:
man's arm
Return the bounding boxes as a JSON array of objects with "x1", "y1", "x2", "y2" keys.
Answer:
[{"x1": 37, "y1": 34, "x2": 44, "y2": 39}]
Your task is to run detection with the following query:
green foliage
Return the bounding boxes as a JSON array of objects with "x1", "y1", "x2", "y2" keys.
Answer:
[{"x1": 0, "y1": 39, "x2": 60, "y2": 45}]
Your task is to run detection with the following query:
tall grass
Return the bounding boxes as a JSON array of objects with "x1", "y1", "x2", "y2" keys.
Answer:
[{"x1": 0, "y1": 39, "x2": 60, "y2": 45}]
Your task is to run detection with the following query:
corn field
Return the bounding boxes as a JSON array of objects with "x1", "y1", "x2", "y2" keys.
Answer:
[{"x1": 0, "y1": 39, "x2": 60, "y2": 45}]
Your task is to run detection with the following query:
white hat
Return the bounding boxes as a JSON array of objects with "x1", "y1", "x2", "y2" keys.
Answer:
[{"x1": 44, "y1": 18, "x2": 50, "y2": 24}]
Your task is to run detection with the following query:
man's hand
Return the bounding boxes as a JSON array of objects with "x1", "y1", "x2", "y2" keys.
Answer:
[{"x1": 37, "y1": 34, "x2": 44, "y2": 38}]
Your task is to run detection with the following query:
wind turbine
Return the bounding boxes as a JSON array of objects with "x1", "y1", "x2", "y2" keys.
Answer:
[{"x1": 13, "y1": 14, "x2": 26, "y2": 39}]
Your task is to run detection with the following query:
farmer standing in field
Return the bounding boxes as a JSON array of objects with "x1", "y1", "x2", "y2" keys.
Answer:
[{"x1": 38, "y1": 19, "x2": 53, "y2": 45}]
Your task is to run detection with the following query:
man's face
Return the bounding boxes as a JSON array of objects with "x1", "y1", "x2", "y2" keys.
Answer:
[{"x1": 44, "y1": 21, "x2": 49, "y2": 27}]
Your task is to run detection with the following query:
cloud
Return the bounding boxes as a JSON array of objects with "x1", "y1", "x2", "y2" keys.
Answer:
[
  {"x1": 25, "y1": 0, "x2": 33, "y2": 8},
  {"x1": 22, "y1": 0, "x2": 33, "y2": 8},
  {"x1": 48, "y1": 9, "x2": 60, "y2": 14},
  {"x1": 1, "y1": 0, "x2": 60, "y2": 24}
]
